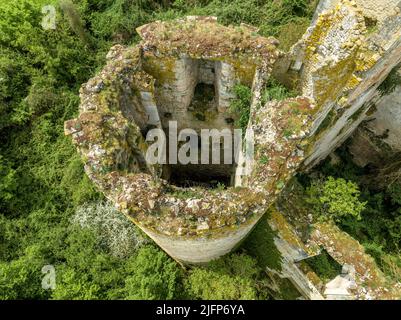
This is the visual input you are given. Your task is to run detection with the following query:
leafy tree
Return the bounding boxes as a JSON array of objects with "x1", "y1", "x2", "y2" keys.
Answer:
[
  {"x1": 309, "y1": 152, "x2": 401, "y2": 254},
  {"x1": 307, "y1": 176, "x2": 366, "y2": 222}
]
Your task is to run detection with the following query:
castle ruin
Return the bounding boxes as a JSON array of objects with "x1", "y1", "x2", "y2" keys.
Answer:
[{"x1": 65, "y1": 0, "x2": 401, "y2": 299}]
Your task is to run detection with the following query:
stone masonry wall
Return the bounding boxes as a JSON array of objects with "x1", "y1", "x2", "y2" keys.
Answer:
[{"x1": 288, "y1": 0, "x2": 401, "y2": 168}]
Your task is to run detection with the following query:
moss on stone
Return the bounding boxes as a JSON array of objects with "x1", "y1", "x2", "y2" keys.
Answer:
[
  {"x1": 137, "y1": 17, "x2": 279, "y2": 65},
  {"x1": 142, "y1": 56, "x2": 177, "y2": 85}
]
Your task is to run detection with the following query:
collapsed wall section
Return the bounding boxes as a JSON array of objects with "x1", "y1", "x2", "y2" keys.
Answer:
[
  {"x1": 274, "y1": 0, "x2": 401, "y2": 169},
  {"x1": 305, "y1": 1, "x2": 401, "y2": 168},
  {"x1": 265, "y1": 0, "x2": 401, "y2": 299}
]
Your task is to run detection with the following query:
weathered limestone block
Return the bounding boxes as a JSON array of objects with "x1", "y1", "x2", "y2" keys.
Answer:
[
  {"x1": 346, "y1": 75, "x2": 401, "y2": 189},
  {"x1": 274, "y1": 0, "x2": 401, "y2": 169},
  {"x1": 215, "y1": 61, "x2": 236, "y2": 113},
  {"x1": 312, "y1": 0, "x2": 401, "y2": 26},
  {"x1": 267, "y1": 208, "x2": 324, "y2": 300},
  {"x1": 142, "y1": 213, "x2": 261, "y2": 264},
  {"x1": 303, "y1": 1, "x2": 401, "y2": 168},
  {"x1": 65, "y1": 46, "x2": 157, "y2": 177},
  {"x1": 198, "y1": 60, "x2": 215, "y2": 84},
  {"x1": 347, "y1": 125, "x2": 388, "y2": 168},
  {"x1": 139, "y1": 91, "x2": 158, "y2": 125},
  {"x1": 324, "y1": 267, "x2": 357, "y2": 300}
]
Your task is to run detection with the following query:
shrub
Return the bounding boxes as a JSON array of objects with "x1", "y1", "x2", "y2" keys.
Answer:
[
  {"x1": 0, "y1": 156, "x2": 17, "y2": 204},
  {"x1": 50, "y1": 227, "x2": 126, "y2": 300},
  {"x1": 261, "y1": 78, "x2": 298, "y2": 104},
  {"x1": 307, "y1": 176, "x2": 366, "y2": 222},
  {"x1": 242, "y1": 216, "x2": 282, "y2": 271},
  {"x1": 72, "y1": 201, "x2": 149, "y2": 258},
  {"x1": 230, "y1": 84, "x2": 252, "y2": 132},
  {"x1": 185, "y1": 253, "x2": 260, "y2": 300},
  {"x1": 0, "y1": 245, "x2": 49, "y2": 300},
  {"x1": 123, "y1": 246, "x2": 184, "y2": 300},
  {"x1": 303, "y1": 250, "x2": 342, "y2": 282}
]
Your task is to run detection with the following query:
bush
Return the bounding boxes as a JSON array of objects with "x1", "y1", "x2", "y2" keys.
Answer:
[
  {"x1": 241, "y1": 216, "x2": 283, "y2": 271},
  {"x1": 123, "y1": 246, "x2": 184, "y2": 300},
  {"x1": 168, "y1": 0, "x2": 317, "y2": 46},
  {"x1": 0, "y1": 156, "x2": 17, "y2": 204},
  {"x1": 303, "y1": 250, "x2": 342, "y2": 282},
  {"x1": 261, "y1": 78, "x2": 298, "y2": 103},
  {"x1": 230, "y1": 84, "x2": 252, "y2": 132},
  {"x1": 307, "y1": 176, "x2": 366, "y2": 223},
  {"x1": 185, "y1": 253, "x2": 261, "y2": 300},
  {"x1": 50, "y1": 227, "x2": 126, "y2": 300},
  {"x1": 72, "y1": 201, "x2": 149, "y2": 258},
  {"x1": 364, "y1": 242, "x2": 401, "y2": 282},
  {"x1": 0, "y1": 245, "x2": 49, "y2": 300}
]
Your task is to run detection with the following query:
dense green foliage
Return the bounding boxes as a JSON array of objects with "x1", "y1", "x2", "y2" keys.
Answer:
[
  {"x1": 0, "y1": 0, "x2": 318, "y2": 300},
  {"x1": 230, "y1": 78, "x2": 299, "y2": 132},
  {"x1": 300, "y1": 145, "x2": 401, "y2": 283},
  {"x1": 303, "y1": 250, "x2": 342, "y2": 282},
  {"x1": 306, "y1": 176, "x2": 366, "y2": 223},
  {"x1": 242, "y1": 216, "x2": 282, "y2": 271},
  {"x1": 123, "y1": 246, "x2": 185, "y2": 300},
  {"x1": 261, "y1": 78, "x2": 298, "y2": 103},
  {"x1": 309, "y1": 148, "x2": 401, "y2": 254},
  {"x1": 185, "y1": 254, "x2": 261, "y2": 300}
]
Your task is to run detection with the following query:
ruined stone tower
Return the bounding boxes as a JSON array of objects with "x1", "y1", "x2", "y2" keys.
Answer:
[
  {"x1": 65, "y1": 15, "x2": 316, "y2": 264},
  {"x1": 65, "y1": 0, "x2": 401, "y2": 299}
]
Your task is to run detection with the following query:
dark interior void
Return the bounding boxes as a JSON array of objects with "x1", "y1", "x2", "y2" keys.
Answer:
[
  {"x1": 188, "y1": 83, "x2": 216, "y2": 114},
  {"x1": 161, "y1": 137, "x2": 236, "y2": 188},
  {"x1": 159, "y1": 81, "x2": 236, "y2": 189},
  {"x1": 167, "y1": 164, "x2": 233, "y2": 188}
]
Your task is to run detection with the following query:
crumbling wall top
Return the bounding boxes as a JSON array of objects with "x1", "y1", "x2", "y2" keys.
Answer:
[{"x1": 136, "y1": 16, "x2": 280, "y2": 66}]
